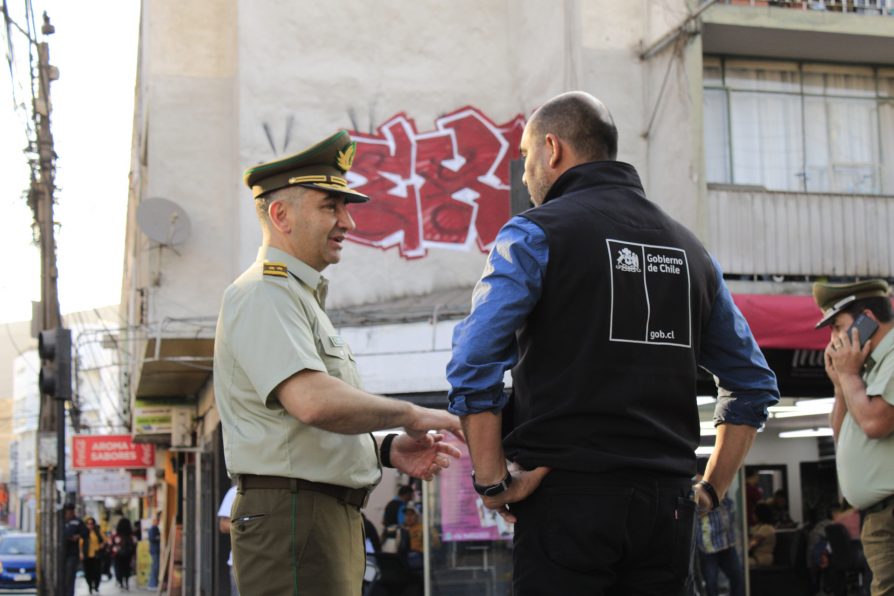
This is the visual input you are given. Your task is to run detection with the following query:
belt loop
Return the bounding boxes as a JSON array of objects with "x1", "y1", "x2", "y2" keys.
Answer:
[
  {"x1": 237, "y1": 476, "x2": 244, "y2": 494},
  {"x1": 289, "y1": 478, "x2": 299, "y2": 493}
]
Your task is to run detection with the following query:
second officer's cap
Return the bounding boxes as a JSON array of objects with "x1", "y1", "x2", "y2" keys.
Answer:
[{"x1": 812, "y1": 279, "x2": 891, "y2": 329}]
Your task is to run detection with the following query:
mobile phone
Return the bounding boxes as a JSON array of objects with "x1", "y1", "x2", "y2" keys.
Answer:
[{"x1": 848, "y1": 313, "x2": 878, "y2": 348}]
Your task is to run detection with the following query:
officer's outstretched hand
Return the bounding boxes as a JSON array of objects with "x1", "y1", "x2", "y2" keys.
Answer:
[
  {"x1": 404, "y1": 404, "x2": 465, "y2": 443},
  {"x1": 391, "y1": 433, "x2": 463, "y2": 481},
  {"x1": 481, "y1": 462, "x2": 550, "y2": 524}
]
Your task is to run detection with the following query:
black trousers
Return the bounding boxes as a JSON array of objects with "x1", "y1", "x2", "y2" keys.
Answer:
[
  {"x1": 84, "y1": 556, "x2": 103, "y2": 590},
  {"x1": 511, "y1": 469, "x2": 696, "y2": 596},
  {"x1": 63, "y1": 555, "x2": 79, "y2": 596}
]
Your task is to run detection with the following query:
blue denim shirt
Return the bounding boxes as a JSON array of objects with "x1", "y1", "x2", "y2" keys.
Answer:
[{"x1": 446, "y1": 216, "x2": 779, "y2": 427}]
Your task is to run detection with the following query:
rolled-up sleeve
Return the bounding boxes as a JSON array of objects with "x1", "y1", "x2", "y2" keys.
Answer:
[
  {"x1": 447, "y1": 217, "x2": 548, "y2": 416},
  {"x1": 699, "y1": 257, "x2": 780, "y2": 428}
]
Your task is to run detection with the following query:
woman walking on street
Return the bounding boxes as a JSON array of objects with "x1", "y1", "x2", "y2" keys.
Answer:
[
  {"x1": 82, "y1": 517, "x2": 106, "y2": 594},
  {"x1": 111, "y1": 517, "x2": 137, "y2": 589}
]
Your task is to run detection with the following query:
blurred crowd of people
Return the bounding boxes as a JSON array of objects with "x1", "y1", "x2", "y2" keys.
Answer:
[{"x1": 63, "y1": 504, "x2": 155, "y2": 595}]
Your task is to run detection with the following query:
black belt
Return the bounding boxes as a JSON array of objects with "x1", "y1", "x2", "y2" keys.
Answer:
[
  {"x1": 237, "y1": 475, "x2": 369, "y2": 509},
  {"x1": 862, "y1": 494, "x2": 894, "y2": 516}
]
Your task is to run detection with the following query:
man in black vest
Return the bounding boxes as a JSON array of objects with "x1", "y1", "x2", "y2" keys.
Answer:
[{"x1": 446, "y1": 91, "x2": 779, "y2": 595}]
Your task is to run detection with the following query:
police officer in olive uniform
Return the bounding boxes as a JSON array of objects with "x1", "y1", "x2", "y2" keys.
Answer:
[
  {"x1": 815, "y1": 279, "x2": 894, "y2": 595},
  {"x1": 214, "y1": 130, "x2": 462, "y2": 596}
]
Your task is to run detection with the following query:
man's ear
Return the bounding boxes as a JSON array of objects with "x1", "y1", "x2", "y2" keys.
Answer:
[
  {"x1": 268, "y1": 198, "x2": 291, "y2": 234},
  {"x1": 545, "y1": 133, "x2": 562, "y2": 168},
  {"x1": 864, "y1": 309, "x2": 880, "y2": 323}
]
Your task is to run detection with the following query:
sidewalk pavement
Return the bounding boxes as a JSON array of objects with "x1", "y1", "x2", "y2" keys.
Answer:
[{"x1": 74, "y1": 573, "x2": 155, "y2": 596}]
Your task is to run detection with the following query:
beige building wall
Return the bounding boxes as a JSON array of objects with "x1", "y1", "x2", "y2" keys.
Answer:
[
  {"x1": 0, "y1": 320, "x2": 34, "y2": 486},
  {"x1": 124, "y1": 0, "x2": 704, "y2": 326},
  {"x1": 0, "y1": 320, "x2": 34, "y2": 399},
  {"x1": 0, "y1": 400, "x2": 12, "y2": 483}
]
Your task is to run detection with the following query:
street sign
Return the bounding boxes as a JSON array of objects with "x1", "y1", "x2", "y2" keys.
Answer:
[{"x1": 71, "y1": 435, "x2": 155, "y2": 470}]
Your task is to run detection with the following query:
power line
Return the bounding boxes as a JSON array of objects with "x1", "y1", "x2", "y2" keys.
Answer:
[
  {"x1": 1, "y1": 0, "x2": 34, "y2": 43},
  {"x1": 1, "y1": 0, "x2": 36, "y2": 157},
  {"x1": 70, "y1": 315, "x2": 131, "y2": 425},
  {"x1": 68, "y1": 311, "x2": 129, "y2": 428},
  {"x1": 3, "y1": 322, "x2": 36, "y2": 373}
]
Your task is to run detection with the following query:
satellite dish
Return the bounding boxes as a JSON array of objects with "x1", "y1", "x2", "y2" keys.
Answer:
[{"x1": 136, "y1": 197, "x2": 191, "y2": 247}]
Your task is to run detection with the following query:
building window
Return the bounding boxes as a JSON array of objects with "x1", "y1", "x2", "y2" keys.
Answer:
[{"x1": 704, "y1": 57, "x2": 894, "y2": 195}]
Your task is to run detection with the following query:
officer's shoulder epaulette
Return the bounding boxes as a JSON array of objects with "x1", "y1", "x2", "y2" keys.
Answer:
[{"x1": 262, "y1": 261, "x2": 289, "y2": 279}]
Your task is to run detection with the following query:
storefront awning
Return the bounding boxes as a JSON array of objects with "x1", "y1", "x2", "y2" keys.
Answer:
[
  {"x1": 135, "y1": 338, "x2": 213, "y2": 399},
  {"x1": 732, "y1": 294, "x2": 829, "y2": 351}
]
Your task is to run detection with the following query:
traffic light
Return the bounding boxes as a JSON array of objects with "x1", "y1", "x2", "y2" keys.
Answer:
[{"x1": 37, "y1": 327, "x2": 72, "y2": 400}]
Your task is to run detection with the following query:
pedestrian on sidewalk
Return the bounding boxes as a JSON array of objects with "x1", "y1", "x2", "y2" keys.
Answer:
[
  {"x1": 111, "y1": 517, "x2": 137, "y2": 590},
  {"x1": 63, "y1": 503, "x2": 88, "y2": 596},
  {"x1": 147, "y1": 512, "x2": 161, "y2": 589},
  {"x1": 82, "y1": 516, "x2": 106, "y2": 594}
]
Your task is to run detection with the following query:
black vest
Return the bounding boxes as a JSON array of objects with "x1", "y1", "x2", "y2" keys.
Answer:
[{"x1": 506, "y1": 161, "x2": 718, "y2": 478}]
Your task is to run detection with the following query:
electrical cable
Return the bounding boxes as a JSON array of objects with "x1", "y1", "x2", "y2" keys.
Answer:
[
  {"x1": 3, "y1": 322, "x2": 36, "y2": 372},
  {"x1": 68, "y1": 311, "x2": 129, "y2": 428}
]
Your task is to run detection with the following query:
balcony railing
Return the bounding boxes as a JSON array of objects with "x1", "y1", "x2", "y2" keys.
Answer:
[
  {"x1": 723, "y1": 0, "x2": 894, "y2": 15},
  {"x1": 706, "y1": 185, "x2": 894, "y2": 277}
]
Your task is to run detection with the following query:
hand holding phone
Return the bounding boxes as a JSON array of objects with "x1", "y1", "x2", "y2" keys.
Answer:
[{"x1": 847, "y1": 313, "x2": 878, "y2": 349}]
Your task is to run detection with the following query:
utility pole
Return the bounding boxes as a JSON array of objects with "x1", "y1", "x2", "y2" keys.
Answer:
[{"x1": 31, "y1": 12, "x2": 63, "y2": 596}]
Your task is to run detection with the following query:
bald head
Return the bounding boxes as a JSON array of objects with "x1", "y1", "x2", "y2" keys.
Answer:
[{"x1": 529, "y1": 92, "x2": 618, "y2": 162}]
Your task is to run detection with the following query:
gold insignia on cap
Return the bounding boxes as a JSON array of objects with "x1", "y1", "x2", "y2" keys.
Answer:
[
  {"x1": 288, "y1": 175, "x2": 348, "y2": 187},
  {"x1": 262, "y1": 262, "x2": 288, "y2": 278},
  {"x1": 336, "y1": 142, "x2": 356, "y2": 172}
]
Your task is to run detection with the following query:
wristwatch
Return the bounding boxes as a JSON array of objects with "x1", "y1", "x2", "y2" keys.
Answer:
[
  {"x1": 472, "y1": 470, "x2": 513, "y2": 497},
  {"x1": 697, "y1": 479, "x2": 720, "y2": 511}
]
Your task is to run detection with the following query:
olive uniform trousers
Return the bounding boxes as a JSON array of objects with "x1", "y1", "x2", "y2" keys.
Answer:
[{"x1": 231, "y1": 482, "x2": 365, "y2": 596}]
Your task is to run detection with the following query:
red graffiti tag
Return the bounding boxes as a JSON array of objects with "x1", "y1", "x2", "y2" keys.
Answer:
[{"x1": 346, "y1": 107, "x2": 524, "y2": 259}]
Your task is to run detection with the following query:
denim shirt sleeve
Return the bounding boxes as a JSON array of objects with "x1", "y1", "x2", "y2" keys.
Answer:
[
  {"x1": 446, "y1": 217, "x2": 548, "y2": 416},
  {"x1": 699, "y1": 256, "x2": 780, "y2": 428}
]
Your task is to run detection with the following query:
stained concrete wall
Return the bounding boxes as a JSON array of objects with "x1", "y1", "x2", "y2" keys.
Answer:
[{"x1": 125, "y1": 0, "x2": 706, "y2": 315}]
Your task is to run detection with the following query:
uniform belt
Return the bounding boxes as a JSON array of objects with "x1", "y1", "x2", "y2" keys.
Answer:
[
  {"x1": 237, "y1": 475, "x2": 369, "y2": 509},
  {"x1": 862, "y1": 494, "x2": 894, "y2": 516}
]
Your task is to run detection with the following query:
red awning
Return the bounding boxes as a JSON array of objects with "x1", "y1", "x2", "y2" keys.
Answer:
[{"x1": 732, "y1": 294, "x2": 829, "y2": 351}]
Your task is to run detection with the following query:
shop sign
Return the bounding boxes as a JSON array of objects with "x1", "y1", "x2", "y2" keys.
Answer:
[
  {"x1": 80, "y1": 470, "x2": 132, "y2": 497},
  {"x1": 133, "y1": 400, "x2": 174, "y2": 434},
  {"x1": 72, "y1": 435, "x2": 155, "y2": 470}
]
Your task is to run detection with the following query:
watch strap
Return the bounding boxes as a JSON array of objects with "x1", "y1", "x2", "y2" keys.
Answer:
[
  {"x1": 380, "y1": 433, "x2": 398, "y2": 468},
  {"x1": 698, "y1": 479, "x2": 720, "y2": 510},
  {"x1": 472, "y1": 470, "x2": 512, "y2": 497}
]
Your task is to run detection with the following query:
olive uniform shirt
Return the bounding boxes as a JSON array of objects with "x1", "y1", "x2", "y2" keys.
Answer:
[
  {"x1": 213, "y1": 246, "x2": 380, "y2": 489},
  {"x1": 836, "y1": 328, "x2": 894, "y2": 510}
]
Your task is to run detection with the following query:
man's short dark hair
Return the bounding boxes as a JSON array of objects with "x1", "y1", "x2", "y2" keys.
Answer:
[
  {"x1": 398, "y1": 485, "x2": 413, "y2": 497},
  {"x1": 842, "y1": 297, "x2": 893, "y2": 323},
  {"x1": 531, "y1": 92, "x2": 618, "y2": 161},
  {"x1": 63, "y1": 502, "x2": 75, "y2": 512}
]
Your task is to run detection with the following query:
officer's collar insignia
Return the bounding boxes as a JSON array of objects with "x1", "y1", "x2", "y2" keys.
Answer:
[
  {"x1": 262, "y1": 261, "x2": 288, "y2": 278},
  {"x1": 335, "y1": 142, "x2": 356, "y2": 172}
]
